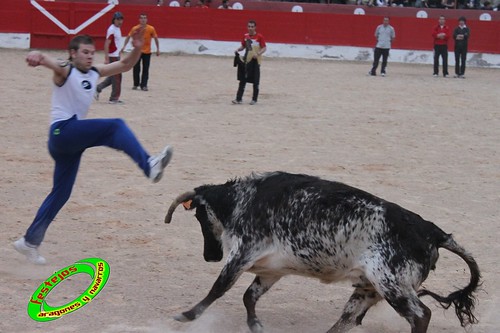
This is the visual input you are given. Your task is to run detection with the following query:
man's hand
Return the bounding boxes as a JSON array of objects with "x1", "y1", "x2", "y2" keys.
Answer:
[
  {"x1": 131, "y1": 27, "x2": 145, "y2": 49},
  {"x1": 26, "y1": 51, "x2": 44, "y2": 67}
]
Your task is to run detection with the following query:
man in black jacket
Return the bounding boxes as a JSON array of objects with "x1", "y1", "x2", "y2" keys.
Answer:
[{"x1": 453, "y1": 16, "x2": 470, "y2": 78}]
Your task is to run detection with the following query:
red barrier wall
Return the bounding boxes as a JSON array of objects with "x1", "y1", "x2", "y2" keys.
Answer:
[{"x1": 1, "y1": 0, "x2": 499, "y2": 53}]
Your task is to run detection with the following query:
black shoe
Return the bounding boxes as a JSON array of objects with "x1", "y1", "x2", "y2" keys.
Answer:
[
  {"x1": 368, "y1": 71, "x2": 376, "y2": 76},
  {"x1": 141, "y1": 86, "x2": 148, "y2": 91}
]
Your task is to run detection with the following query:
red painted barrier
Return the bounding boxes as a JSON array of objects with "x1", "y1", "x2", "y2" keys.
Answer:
[{"x1": 1, "y1": 0, "x2": 499, "y2": 53}]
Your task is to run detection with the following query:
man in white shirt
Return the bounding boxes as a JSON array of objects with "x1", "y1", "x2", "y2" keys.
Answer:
[
  {"x1": 96, "y1": 12, "x2": 124, "y2": 104},
  {"x1": 369, "y1": 17, "x2": 396, "y2": 77},
  {"x1": 14, "y1": 30, "x2": 173, "y2": 264}
]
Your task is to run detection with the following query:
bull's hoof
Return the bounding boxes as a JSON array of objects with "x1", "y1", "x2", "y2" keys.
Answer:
[
  {"x1": 248, "y1": 318, "x2": 264, "y2": 333},
  {"x1": 174, "y1": 313, "x2": 192, "y2": 322}
]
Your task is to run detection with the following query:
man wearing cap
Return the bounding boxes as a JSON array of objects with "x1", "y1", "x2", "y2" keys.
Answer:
[{"x1": 96, "y1": 11, "x2": 124, "y2": 104}]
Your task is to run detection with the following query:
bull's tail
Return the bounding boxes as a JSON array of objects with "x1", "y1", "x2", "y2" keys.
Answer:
[
  {"x1": 418, "y1": 235, "x2": 481, "y2": 327},
  {"x1": 165, "y1": 191, "x2": 196, "y2": 224}
]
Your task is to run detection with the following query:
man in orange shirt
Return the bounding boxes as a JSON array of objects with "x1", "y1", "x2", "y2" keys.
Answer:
[{"x1": 122, "y1": 13, "x2": 160, "y2": 91}]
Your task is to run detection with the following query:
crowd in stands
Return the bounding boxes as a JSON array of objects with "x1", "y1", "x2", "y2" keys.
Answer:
[
  {"x1": 292, "y1": 0, "x2": 500, "y2": 9},
  {"x1": 360, "y1": 0, "x2": 500, "y2": 9},
  {"x1": 158, "y1": 0, "x2": 233, "y2": 8},
  {"x1": 157, "y1": 0, "x2": 499, "y2": 10}
]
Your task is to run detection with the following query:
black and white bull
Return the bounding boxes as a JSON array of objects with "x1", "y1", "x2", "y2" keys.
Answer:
[{"x1": 164, "y1": 171, "x2": 480, "y2": 333}]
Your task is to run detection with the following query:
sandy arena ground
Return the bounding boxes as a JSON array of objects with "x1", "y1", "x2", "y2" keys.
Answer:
[{"x1": 0, "y1": 48, "x2": 499, "y2": 333}]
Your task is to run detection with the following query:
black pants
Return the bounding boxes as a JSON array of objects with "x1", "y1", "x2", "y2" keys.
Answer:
[
  {"x1": 133, "y1": 53, "x2": 152, "y2": 88},
  {"x1": 454, "y1": 45, "x2": 467, "y2": 76},
  {"x1": 236, "y1": 64, "x2": 260, "y2": 102},
  {"x1": 433, "y1": 44, "x2": 448, "y2": 76},
  {"x1": 236, "y1": 81, "x2": 259, "y2": 102},
  {"x1": 371, "y1": 47, "x2": 390, "y2": 74}
]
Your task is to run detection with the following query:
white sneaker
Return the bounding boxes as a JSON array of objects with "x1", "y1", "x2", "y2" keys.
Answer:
[
  {"x1": 13, "y1": 237, "x2": 46, "y2": 265},
  {"x1": 148, "y1": 145, "x2": 173, "y2": 183}
]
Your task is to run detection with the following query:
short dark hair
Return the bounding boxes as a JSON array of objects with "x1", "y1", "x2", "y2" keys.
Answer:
[
  {"x1": 248, "y1": 20, "x2": 257, "y2": 27},
  {"x1": 68, "y1": 35, "x2": 94, "y2": 60},
  {"x1": 458, "y1": 16, "x2": 467, "y2": 23},
  {"x1": 69, "y1": 35, "x2": 94, "y2": 53}
]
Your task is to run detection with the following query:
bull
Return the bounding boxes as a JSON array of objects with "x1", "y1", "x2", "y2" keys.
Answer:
[{"x1": 165, "y1": 171, "x2": 480, "y2": 333}]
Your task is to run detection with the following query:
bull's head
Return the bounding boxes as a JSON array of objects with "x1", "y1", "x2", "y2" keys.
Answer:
[{"x1": 165, "y1": 187, "x2": 229, "y2": 262}]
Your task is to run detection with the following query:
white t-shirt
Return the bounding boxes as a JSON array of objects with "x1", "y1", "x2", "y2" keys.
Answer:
[
  {"x1": 106, "y1": 24, "x2": 122, "y2": 57},
  {"x1": 50, "y1": 66, "x2": 100, "y2": 124}
]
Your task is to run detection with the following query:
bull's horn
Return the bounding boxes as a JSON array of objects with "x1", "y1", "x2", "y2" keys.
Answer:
[{"x1": 165, "y1": 191, "x2": 196, "y2": 224}]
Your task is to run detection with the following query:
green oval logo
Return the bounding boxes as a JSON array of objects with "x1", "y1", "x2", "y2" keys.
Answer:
[{"x1": 27, "y1": 258, "x2": 110, "y2": 322}]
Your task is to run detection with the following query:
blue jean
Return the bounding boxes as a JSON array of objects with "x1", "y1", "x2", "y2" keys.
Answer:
[{"x1": 24, "y1": 116, "x2": 151, "y2": 246}]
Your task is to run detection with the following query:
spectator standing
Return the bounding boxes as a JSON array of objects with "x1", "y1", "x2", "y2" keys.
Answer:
[
  {"x1": 122, "y1": 13, "x2": 160, "y2": 91},
  {"x1": 441, "y1": 0, "x2": 456, "y2": 8},
  {"x1": 369, "y1": 17, "x2": 396, "y2": 77},
  {"x1": 466, "y1": 0, "x2": 480, "y2": 9},
  {"x1": 481, "y1": 1, "x2": 494, "y2": 9},
  {"x1": 453, "y1": 16, "x2": 470, "y2": 78},
  {"x1": 232, "y1": 20, "x2": 267, "y2": 105},
  {"x1": 432, "y1": 15, "x2": 450, "y2": 77},
  {"x1": 96, "y1": 12, "x2": 124, "y2": 104},
  {"x1": 14, "y1": 31, "x2": 173, "y2": 264},
  {"x1": 196, "y1": 0, "x2": 209, "y2": 8},
  {"x1": 184, "y1": 0, "x2": 192, "y2": 6},
  {"x1": 218, "y1": 0, "x2": 232, "y2": 8}
]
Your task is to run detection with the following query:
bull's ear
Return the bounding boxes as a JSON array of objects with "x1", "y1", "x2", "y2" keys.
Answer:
[
  {"x1": 165, "y1": 190, "x2": 196, "y2": 224},
  {"x1": 182, "y1": 200, "x2": 194, "y2": 210}
]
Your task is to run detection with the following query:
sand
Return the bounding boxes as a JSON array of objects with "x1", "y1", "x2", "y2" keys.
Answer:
[{"x1": 0, "y1": 48, "x2": 499, "y2": 333}]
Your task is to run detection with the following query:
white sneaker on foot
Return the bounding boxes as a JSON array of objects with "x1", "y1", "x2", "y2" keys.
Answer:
[
  {"x1": 148, "y1": 145, "x2": 173, "y2": 183},
  {"x1": 13, "y1": 237, "x2": 46, "y2": 265}
]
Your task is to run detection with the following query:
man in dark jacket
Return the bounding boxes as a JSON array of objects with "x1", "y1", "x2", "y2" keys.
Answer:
[{"x1": 453, "y1": 16, "x2": 470, "y2": 78}]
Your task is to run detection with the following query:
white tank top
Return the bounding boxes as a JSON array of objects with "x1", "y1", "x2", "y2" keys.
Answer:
[{"x1": 50, "y1": 65, "x2": 100, "y2": 125}]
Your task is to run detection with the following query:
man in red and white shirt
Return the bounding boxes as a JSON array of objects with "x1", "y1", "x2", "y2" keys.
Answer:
[
  {"x1": 232, "y1": 20, "x2": 267, "y2": 105},
  {"x1": 96, "y1": 11, "x2": 124, "y2": 103},
  {"x1": 432, "y1": 15, "x2": 450, "y2": 77}
]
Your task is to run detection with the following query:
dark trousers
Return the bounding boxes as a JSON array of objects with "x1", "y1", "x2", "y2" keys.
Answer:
[
  {"x1": 97, "y1": 56, "x2": 122, "y2": 101},
  {"x1": 454, "y1": 45, "x2": 467, "y2": 76},
  {"x1": 24, "y1": 116, "x2": 151, "y2": 246},
  {"x1": 433, "y1": 44, "x2": 448, "y2": 76},
  {"x1": 133, "y1": 53, "x2": 152, "y2": 88},
  {"x1": 371, "y1": 47, "x2": 390, "y2": 74},
  {"x1": 236, "y1": 81, "x2": 259, "y2": 102}
]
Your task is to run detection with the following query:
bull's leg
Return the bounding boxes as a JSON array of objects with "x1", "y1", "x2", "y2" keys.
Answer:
[
  {"x1": 383, "y1": 292, "x2": 431, "y2": 333},
  {"x1": 243, "y1": 275, "x2": 281, "y2": 333},
  {"x1": 327, "y1": 285, "x2": 382, "y2": 333},
  {"x1": 368, "y1": 270, "x2": 431, "y2": 333},
  {"x1": 175, "y1": 255, "x2": 250, "y2": 322}
]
